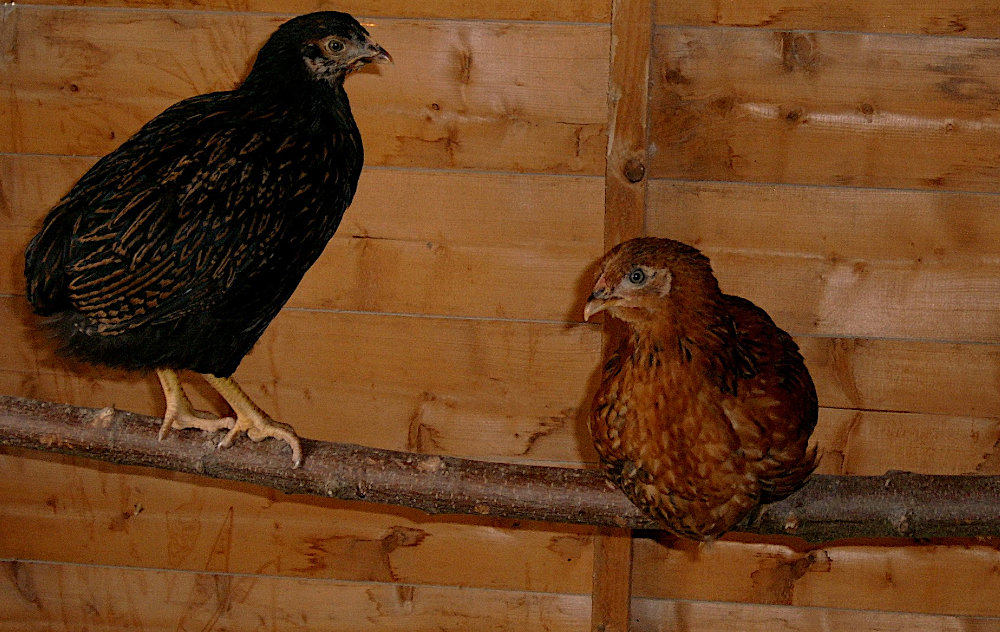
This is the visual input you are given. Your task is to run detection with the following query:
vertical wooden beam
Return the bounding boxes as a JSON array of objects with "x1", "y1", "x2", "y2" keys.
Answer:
[
  {"x1": 594, "y1": 1, "x2": 653, "y2": 631},
  {"x1": 591, "y1": 527, "x2": 636, "y2": 632},
  {"x1": 605, "y1": 0, "x2": 653, "y2": 247}
]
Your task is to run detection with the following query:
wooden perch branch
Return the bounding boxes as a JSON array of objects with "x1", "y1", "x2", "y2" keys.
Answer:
[{"x1": 2, "y1": 395, "x2": 1000, "y2": 543}]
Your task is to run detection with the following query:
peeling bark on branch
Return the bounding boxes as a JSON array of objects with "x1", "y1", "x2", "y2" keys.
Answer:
[{"x1": 1, "y1": 395, "x2": 999, "y2": 543}]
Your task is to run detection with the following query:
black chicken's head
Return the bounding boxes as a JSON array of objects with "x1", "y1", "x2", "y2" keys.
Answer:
[
  {"x1": 585, "y1": 237, "x2": 722, "y2": 326},
  {"x1": 246, "y1": 12, "x2": 391, "y2": 89}
]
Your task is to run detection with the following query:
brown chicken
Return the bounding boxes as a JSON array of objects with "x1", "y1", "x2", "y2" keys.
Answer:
[{"x1": 584, "y1": 237, "x2": 817, "y2": 539}]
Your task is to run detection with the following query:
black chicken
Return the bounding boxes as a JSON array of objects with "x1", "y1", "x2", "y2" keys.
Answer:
[{"x1": 24, "y1": 12, "x2": 390, "y2": 467}]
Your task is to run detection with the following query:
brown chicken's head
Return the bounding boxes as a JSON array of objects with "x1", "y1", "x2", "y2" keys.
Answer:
[{"x1": 584, "y1": 237, "x2": 721, "y2": 327}]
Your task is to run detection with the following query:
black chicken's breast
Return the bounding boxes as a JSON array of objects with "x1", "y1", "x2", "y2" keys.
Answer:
[{"x1": 25, "y1": 12, "x2": 389, "y2": 377}]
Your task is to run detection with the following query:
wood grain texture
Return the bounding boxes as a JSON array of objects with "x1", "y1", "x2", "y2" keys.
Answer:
[
  {"x1": 655, "y1": 0, "x2": 1000, "y2": 37},
  {"x1": 0, "y1": 559, "x2": 591, "y2": 632},
  {"x1": 604, "y1": 0, "x2": 652, "y2": 249},
  {"x1": 632, "y1": 596, "x2": 1000, "y2": 632},
  {"x1": 0, "y1": 395, "x2": 653, "y2": 530},
  {"x1": 591, "y1": 527, "x2": 633, "y2": 632},
  {"x1": 5, "y1": 0, "x2": 1000, "y2": 628},
  {"x1": 8, "y1": 446, "x2": 1000, "y2": 620},
  {"x1": 21, "y1": 0, "x2": 612, "y2": 22},
  {"x1": 8, "y1": 397, "x2": 1000, "y2": 543},
  {"x1": 321, "y1": 169, "x2": 604, "y2": 321},
  {"x1": 799, "y1": 337, "x2": 1000, "y2": 419},
  {"x1": 3, "y1": 7, "x2": 609, "y2": 173},
  {"x1": 694, "y1": 250, "x2": 999, "y2": 342},
  {"x1": 813, "y1": 408, "x2": 1000, "y2": 476},
  {"x1": 647, "y1": 180, "x2": 1000, "y2": 341},
  {"x1": 7, "y1": 291, "x2": 1000, "y2": 473},
  {"x1": 4, "y1": 558, "x2": 1000, "y2": 632},
  {"x1": 649, "y1": 27, "x2": 1000, "y2": 191},
  {"x1": 0, "y1": 449, "x2": 596, "y2": 594},
  {"x1": 648, "y1": 180, "x2": 1000, "y2": 263},
  {"x1": 593, "y1": 0, "x2": 654, "y2": 626},
  {"x1": 2, "y1": 154, "x2": 605, "y2": 321},
  {"x1": 2, "y1": 297, "x2": 603, "y2": 463},
  {"x1": 633, "y1": 537, "x2": 1000, "y2": 617}
]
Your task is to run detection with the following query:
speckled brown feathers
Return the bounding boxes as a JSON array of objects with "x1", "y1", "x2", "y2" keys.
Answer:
[{"x1": 585, "y1": 238, "x2": 817, "y2": 539}]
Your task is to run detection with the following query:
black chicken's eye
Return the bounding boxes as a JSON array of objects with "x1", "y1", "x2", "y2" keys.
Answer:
[
  {"x1": 327, "y1": 39, "x2": 345, "y2": 52},
  {"x1": 627, "y1": 268, "x2": 646, "y2": 285}
]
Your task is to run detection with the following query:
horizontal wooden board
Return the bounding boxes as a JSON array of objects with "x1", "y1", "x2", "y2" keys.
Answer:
[
  {"x1": 4, "y1": 561, "x2": 999, "y2": 632},
  {"x1": 799, "y1": 336, "x2": 1000, "y2": 420},
  {"x1": 0, "y1": 559, "x2": 590, "y2": 631},
  {"x1": 0, "y1": 449, "x2": 595, "y2": 594},
  {"x1": 655, "y1": 1, "x2": 1000, "y2": 37},
  {"x1": 20, "y1": 0, "x2": 611, "y2": 22},
  {"x1": 5, "y1": 451, "x2": 1000, "y2": 625},
  {"x1": 7, "y1": 292, "x2": 1000, "y2": 472},
  {"x1": 649, "y1": 27, "x2": 1000, "y2": 191},
  {"x1": 7, "y1": 561, "x2": 997, "y2": 632},
  {"x1": 633, "y1": 537, "x2": 1000, "y2": 618},
  {"x1": 648, "y1": 180, "x2": 1000, "y2": 267},
  {"x1": 633, "y1": 596, "x2": 1000, "y2": 632},
  {"x1": 683, "y1": 250, "x2": 1000, "y2": 343},
  {"x1": 2, "y1": 154, "x2": 605, "y2": 321},
  {"x1": 1, "y1": 296, "x2": 604, "y2": 463},
  {"x1": 812, "y1": 408, "x2": 1000, "y2": 476},
  {"x1": 647, "y1": 180, "x2": 1000, "y2": 342},
  {"x1": 3, "y1": 7, "x2": 609, "y2": 173}
]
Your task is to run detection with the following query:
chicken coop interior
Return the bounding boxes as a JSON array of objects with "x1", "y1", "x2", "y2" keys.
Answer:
[{"x1": 3, "y1": 0, "x2": 1000, "y2": 629}]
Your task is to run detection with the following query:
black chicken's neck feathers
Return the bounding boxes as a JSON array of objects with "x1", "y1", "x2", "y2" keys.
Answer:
[{"x1": 238, "y1": 69, "x2": 354, "y2": 124}]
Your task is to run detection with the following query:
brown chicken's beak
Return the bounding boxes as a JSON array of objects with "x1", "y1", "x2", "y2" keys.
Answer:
[
  {"x1": 584, "y1": 277, "x2": 614, "y2": 321},
  {"x1": 583, "y1": 297, "x2": 608, "y2": 322}
]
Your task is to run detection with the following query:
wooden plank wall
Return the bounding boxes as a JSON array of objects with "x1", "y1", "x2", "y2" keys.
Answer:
[
  {"x1": 1, "y1": 2, "x2": 610, "y2": 630},
  {"x1": 2, "y1": 1, "x2": 1000, "y2": 631},
  {"x1": 632, "y1": 1, "x2": 1000, "y2": 630}
]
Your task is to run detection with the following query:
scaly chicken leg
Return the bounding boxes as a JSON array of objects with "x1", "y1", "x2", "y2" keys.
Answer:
[
  {"x1": 203, "y1": 373, "x2": 303, "y2": 468},
  {"x1": 156, "y1": 368, "x2": 235, "y2": 439},
  {"x1": 155, "y1": 368, "x2": 302, "y2": 467}
]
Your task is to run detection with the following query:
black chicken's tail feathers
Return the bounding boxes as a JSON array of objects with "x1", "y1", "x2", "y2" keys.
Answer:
[{"x1": 24, "y1": 202, "x2": 76, "y2": 315}]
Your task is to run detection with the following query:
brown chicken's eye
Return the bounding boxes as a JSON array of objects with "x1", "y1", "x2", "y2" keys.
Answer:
[
  {"x1": 627, "y1": 268, "x2": 647, "y2": 285},
  {"x1": 326, "y1": 39, "x2": 345, "y2": 52}
]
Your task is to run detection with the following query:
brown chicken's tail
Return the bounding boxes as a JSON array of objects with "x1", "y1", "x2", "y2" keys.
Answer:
[{"x1": 758, "y1": 444, "x2": 819, "y2": 503}]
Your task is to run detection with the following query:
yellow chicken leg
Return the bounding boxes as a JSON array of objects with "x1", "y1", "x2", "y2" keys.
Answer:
[
  {"x1": 156, "y1": 368, "x2": 235, "y2": 440},
  {"x1": 203, "y1": 374, "x2": 303, "y2": 468}
]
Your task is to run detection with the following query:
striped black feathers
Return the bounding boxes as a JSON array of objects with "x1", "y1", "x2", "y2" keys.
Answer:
[{"x1": 25, "y1": 12, "x2": 378, "y2": 376}]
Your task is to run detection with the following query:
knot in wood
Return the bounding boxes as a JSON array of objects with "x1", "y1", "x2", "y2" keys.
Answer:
[{"x1": 622, "y1": 157, "x2": 646, "y2": 183}]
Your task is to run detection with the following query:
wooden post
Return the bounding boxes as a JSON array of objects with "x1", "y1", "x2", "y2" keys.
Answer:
[
  {"x1": 595, "y1": 0, "x2": 653, "y2": 630},
  {"x1": 591, "y1": 527, "x2": 635, "y2": 632},
  {"x1": 606, "y1": 0, "x2": 653, "y2": 246}
]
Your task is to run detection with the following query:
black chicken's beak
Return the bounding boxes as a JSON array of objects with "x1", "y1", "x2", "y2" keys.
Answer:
[
  {"x1": 363, "y1": 40, "x2": 392, "y2": 64},
  {"x1": 345, "y1": 39, "x2": 392, "y2": 74}
]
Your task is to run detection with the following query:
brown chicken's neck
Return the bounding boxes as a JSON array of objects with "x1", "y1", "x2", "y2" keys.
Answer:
[{"x1": 621, "y1": 303, "x2": 731, "y2": 362}]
